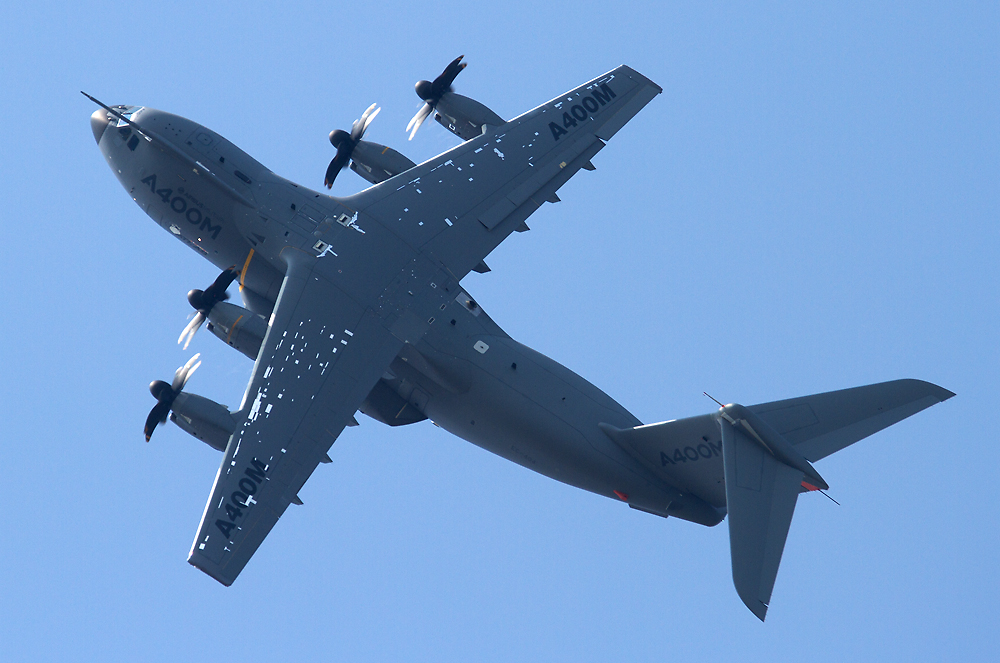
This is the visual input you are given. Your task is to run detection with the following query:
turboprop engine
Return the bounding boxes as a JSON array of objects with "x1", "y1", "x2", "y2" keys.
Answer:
[
  {"x1": 168, "y1": 391, "x2": 237, "y2": 452},
  {"x1": 175, "y1": 267, "x2": 268, "y2": 360},
  {"x1": 204, "y1": 301, "x2": 267, "y2": 360},
  {"x1": 144, "y1": 355, "x2": 236, "y2": 451},
  {"x1": 347, "y1": 138, "x2": 417, "y2": 186},
  {"x1": 407, "y1": 55, "x2": 505, "y2": 141},
  {"x1": 325, "y1": 104, "x2": 416, "y2": 188}
]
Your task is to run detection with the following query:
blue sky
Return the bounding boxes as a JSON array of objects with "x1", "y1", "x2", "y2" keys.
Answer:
[{"x1": 1, "y1": 1, "x2": 997, "y2": 660}]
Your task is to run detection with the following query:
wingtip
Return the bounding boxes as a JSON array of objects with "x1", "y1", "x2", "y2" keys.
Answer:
[
  {"x1": 188, "y1": 554, "x2": 236, "y2": 587},
  {"x1": 735, "y1": 588, "x2": 769, "y2": 621},
  {"x1": 743, "y1": 595, "x2": 768, "y2": 621},
  {"x1": 890, "y1": 378, "x2": 956, "y2": 403},
  {"x1": 915, "y1": 379, "x2": 956, "y2": 402},
  {"x1": 617, "y1": 65, "x2": 663, "y2": 95}
]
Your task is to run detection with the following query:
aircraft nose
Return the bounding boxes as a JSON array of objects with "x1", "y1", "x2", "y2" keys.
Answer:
[{"x1": 90, "y1": 108, "x2": 112, "y2": 144}]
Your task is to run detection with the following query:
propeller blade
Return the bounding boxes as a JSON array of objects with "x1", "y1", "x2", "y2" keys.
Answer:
[
  {"x1": 172, "y1": 353, "x2": 201, "y2": 392},
  {"x1": 407, "y1": 103, "x2": 433, "y2": 141},
  {"x1": 406, "y1": 103, "x2": 425, "y2": 133},
  {"x1": 361, "y1": 104, "x2": 380, "y2": 133},
  {"x1": 144, "y1": 400, "x2": 170, "y2": 442},
  {"x1": 324, "y1": 148, "x2": 352, "y2": 188},
  {"x1": 324, "y1": 159, "x2": 339, "y2": 189},
  {"x1": 204, "y1": 267, "x2": 238, "y2": 301},
  {"x1": 178, "y1": 311, "x2": 205, "y2": 349},
  {"x1": 181, "y1": 358, "x2": 202, "y2": 389},
  {"x1": 352, "y1": 103, "x2": 380, "y2": 142},
  {"x1": 433, "y1": 55, "x2": 466, "y2": 97}
]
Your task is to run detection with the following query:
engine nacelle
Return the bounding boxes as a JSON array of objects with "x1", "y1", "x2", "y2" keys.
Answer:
[
  {"x1": 434, "y1": 93, "x2": 505, "y2": 141},
  {"x1": 240, "y1": 286, "x2": 274, "y2": 319},
  {"x1": 205, "y1": 301, "x2": 267, "y2": 360},
  {"x1": 168, "y1": 391, "x2": 236, "y2": 452},
  {"x1": 349, "y1": 140, "x2": 417, "y2": 185}
]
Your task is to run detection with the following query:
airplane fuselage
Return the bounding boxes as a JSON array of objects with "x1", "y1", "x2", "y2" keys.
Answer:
[
  {"x1": 89, "y1": 66, "x2": 954, "y2": 617},
  {"x1": 93, "y1": 106, "x2": 724, "y2": 528}
]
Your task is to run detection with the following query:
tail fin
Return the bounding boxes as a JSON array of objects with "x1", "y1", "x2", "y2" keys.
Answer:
[
  {"x1": 719, "y1": 406, "x2": 814, "y2": 621},
  {"x1": 720, "y1": 379, "x2": 954, "y2": 621},
  {"x1": 600, "y1": 379, "x2": 954, "y2": 620}
]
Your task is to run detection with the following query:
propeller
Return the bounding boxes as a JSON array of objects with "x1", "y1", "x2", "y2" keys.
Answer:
[
  {"x1": 177, "y1": 267, "x2": 239, "y2": 350},
  {"x1": 144, "y1": 354, "x2": 201, "y2": 441},
  {"x1": 406, "y1": 55, "x2": 466, "y2": 140},
  {"x1": 324, "y1": 103, "x2": 381, "y2": 189}
]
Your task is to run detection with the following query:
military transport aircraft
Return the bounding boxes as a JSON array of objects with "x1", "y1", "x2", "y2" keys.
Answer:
[{"x1": 87, "y1": 58, "x2": 953, "y2": 620}]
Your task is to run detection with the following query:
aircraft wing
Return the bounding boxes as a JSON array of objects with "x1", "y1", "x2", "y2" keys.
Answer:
[
  {"x1": 345, "y1": 65, "x2": 662, "y2": 279},
  {"x1": 187, "y1": 253, "x2": 403, "y2": 585}
]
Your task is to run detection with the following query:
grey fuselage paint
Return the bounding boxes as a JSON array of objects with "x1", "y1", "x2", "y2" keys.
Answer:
[{"x1": 94, "y1": 106, "x2": 723, "y2": 527}]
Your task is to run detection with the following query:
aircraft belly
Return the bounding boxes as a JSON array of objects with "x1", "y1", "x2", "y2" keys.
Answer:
[
  {"x1": 413, "y1": 328, "x2": 677, "y2": 504},
  {"x1": 426, "y1": 380, "x2": 609, "y2": 492}
]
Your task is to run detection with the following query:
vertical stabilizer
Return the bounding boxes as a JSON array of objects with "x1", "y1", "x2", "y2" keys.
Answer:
[
  {"x1": 603, "y1": 379, "x2": 952, "y2": 619},
  {"x1": 720, "y1": 410, "x2": 808, "y2": 621}
]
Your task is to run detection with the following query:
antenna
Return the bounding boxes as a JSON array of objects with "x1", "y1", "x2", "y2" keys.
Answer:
[
  {"x1": 818, "y1": 489, "x2": 841, "y2": 506},
  {"x1": 703, "y1": 391, "x2": 725, "y2": 408}
]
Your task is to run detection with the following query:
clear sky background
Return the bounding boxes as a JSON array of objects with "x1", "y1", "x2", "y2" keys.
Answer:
[{"x1": 1, "y1": 1, "x2": 996, "y2": 661}]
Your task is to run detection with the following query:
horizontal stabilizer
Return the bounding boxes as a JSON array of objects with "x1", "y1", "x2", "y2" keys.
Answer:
[{"x1": 750, "y1": 379, "x2": 954, "y2": 461}]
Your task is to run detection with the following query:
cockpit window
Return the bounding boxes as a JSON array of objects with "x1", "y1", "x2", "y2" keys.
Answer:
[{"x1": 114, "y1": 106, "x2": 144, "y2": 128}]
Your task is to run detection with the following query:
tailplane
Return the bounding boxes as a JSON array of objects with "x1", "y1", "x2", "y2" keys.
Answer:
[
  {"x1": 601, "y1": 379, "x2": 954, "y2": 620},
  {"x1": 722, "y1": 379, "x2": 953, "y2": 620}
]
